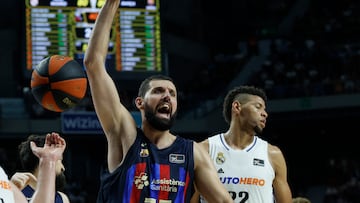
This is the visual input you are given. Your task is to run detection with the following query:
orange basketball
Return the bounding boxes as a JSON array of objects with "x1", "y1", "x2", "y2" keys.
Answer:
[{"x1": 30, "y1": 55, "x2": 88, "y2": 112}]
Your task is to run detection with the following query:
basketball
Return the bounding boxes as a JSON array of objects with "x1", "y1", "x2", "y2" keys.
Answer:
[{"x1": 30, "y1": 55, "x2": 88, "y2": 112}]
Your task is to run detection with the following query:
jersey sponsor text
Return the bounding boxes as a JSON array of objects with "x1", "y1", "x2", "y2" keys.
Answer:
[{"x1": 220, "y1": 176, "x2": 265, "y2": 186}]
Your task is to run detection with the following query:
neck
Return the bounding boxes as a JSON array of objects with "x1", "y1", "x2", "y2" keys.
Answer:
[
  {"x1": 224, "y1": 129, "x2": 255, "y2": 150},
  {"x1": 142, "y1": 125, "x2": 175, "y2": 149}
]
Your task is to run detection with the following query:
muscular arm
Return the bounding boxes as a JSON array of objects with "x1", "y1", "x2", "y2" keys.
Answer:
[
  {"x1": 190, "y1": 139, "x2": 212, "y2": 203},
  {"x1": 30, "y1": 157, "x2": 56, "y2": 203},
  {"x1": 193, "y1": 142, "x2": 232, "y2": 203},
  {"x1": 268, "y1": 144, "x2": 292, "y2": 203},
  {"x1": 83, "y1": 0, "x2": 137, "y2": 172},
  {"x1": 190, "y1": 139, "x2": 210, "y2": 203}
]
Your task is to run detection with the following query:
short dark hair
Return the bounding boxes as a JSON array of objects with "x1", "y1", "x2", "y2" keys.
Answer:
[
  {"x1": 138, "y1": 74, "x2": 174, "y2": 97},
  {"x1": 18, "y1": 134, "x2": 46, "y2": 172},
  {"x1": 223, "y1": 86, "x2": 267, "y2": 124}
]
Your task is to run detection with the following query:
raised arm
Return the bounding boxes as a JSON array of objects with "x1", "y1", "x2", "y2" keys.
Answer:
[
  {"x1": 29, "y1": 132, "x2": 66, "y2": 203},
  {"x1": 83, "y1": 0, "x2": 137, "y2": 171},
  {"x1": 193, "y1": 142, "x2": 233, "y2": 203}
]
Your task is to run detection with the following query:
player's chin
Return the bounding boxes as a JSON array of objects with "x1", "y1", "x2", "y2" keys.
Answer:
[
  {"x1": 259, "y1": 122, "x2": 266, "y2": 128},
  {"x1": 254, "y1": 125, "x2": 264, "y2": 134}
]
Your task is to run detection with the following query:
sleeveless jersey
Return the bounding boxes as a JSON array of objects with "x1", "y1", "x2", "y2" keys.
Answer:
[
  {"x1": 97, "y1": 128, "x2": 195, "y2": 203},
  {"x1": 22, "y1": 185, "x2": 64, "y2": 203},
  {"x1": 0, "y1": 166, "x2": 15, "y2": 203},
  {"x1": 200, "y1": 134, "x2": 275, "y2": 203}
]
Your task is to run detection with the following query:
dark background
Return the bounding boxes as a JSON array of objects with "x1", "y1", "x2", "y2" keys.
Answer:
[{"x1": 0, "y1": 0, "x2": 359, "y2": 202}]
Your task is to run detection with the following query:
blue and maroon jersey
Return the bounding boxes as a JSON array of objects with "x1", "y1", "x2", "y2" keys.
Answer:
[
  {"x1": 22, "y1": 185, "x2": 64, "y2": 203},
  {"x1": 97, "y1": 128, "x2": 195, "y2": 203}
]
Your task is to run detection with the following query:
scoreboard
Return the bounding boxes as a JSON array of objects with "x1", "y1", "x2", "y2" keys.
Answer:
[{"x1": 24, "y1": 0, "x2": 163, "y2": 79}]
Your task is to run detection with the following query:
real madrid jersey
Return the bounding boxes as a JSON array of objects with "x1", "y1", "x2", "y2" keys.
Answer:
[
  {"x1": 200, "y1": 133, "x2": 275, "y2": 203},
  {"x1": 0, "y1": 166, "x2": 15, "y2": 203}
]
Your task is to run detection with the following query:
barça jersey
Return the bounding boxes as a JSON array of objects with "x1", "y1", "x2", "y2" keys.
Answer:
[
  {"x1": 200, "y1": 134, "x2": 275, "y2": 203},
  {"x1": 97, "y1": 128, "x2": 195, "y2": 203}
]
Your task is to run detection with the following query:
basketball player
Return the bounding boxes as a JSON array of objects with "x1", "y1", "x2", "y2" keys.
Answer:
[
  {"x1": 0, "y1": 132, "x2": 66, "y2": 203},
  {"x1": 10, "y1": 134, "x2": 70, "y2": 203},
  {"x1": 191, "y1": 86, "x2": 292, "y2": 203},
  {"x1": 83, "y1": 0, "x2": 233, "y2": 202}
]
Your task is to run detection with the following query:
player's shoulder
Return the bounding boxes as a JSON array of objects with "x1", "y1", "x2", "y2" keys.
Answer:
[
  {"x1": 207, "y1": 133, "x2": 223, "y2": 142},
  {"x1": 267, "y1": 142, "x2": 285, "y2": 162},
  {"x1": 195, "y1": 137, "x2": 209, "y2": 151},
  {"x1": 193, "y1": 139, "x2": 207, "y2": 149},
  {"x1": 199, "y1": 138, "x2": 209, "y2": 145}
]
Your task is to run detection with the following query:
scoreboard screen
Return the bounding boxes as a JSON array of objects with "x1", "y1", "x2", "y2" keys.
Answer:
[{"x1": 24, "y1": 0, "x2": 164, "y2": 80}]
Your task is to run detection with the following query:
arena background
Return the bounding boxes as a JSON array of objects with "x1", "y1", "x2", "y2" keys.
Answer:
[{"x1": 0, "y1": 0, "x2": 359, "y2": 202}]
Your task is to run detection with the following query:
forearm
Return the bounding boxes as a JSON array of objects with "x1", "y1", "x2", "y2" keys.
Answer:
[
  {"x1": 29, "y1": 158, "x2": 56, "y2": 203},
  {"x1": 84, "y1": 0, "x2": 120, "y2": 66}
]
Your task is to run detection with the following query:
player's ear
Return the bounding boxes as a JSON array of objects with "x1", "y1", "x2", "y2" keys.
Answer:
[
  {"x1": 135, "y1": 97, "x2": 143, "y2": 108},
  {"x1": 232, "y1": 100, "x2": 241, "y2": 111}
]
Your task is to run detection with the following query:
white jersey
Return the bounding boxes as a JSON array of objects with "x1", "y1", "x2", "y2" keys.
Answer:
[
  {"x1": 200, "y1": 134, "x2": 275, "y2": 203},
  {"x1": 0, "y1": 166, "x2": 15, "y2": 203}
]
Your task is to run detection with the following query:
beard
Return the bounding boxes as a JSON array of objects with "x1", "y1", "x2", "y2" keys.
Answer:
[
  {"x1": 55, "y1": 172, "x2": 67, "y2": 192},
  {"x1": 144, "y1": 103, "x2": 176, "y2": 131}
]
